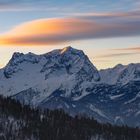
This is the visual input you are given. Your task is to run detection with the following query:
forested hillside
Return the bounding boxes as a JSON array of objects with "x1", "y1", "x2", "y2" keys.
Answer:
[{"x1": 0, "y1": 95, "x2": 140, "y2": 140}]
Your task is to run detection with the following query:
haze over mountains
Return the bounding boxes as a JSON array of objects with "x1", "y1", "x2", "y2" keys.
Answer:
[{"x1": 0, "y1": 46, "x2": 140, "y2": 127}]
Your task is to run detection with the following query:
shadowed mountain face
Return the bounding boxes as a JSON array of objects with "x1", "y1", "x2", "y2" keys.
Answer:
[{"x1": 0, "y1": 46, "x2": 140, "y2": 127}]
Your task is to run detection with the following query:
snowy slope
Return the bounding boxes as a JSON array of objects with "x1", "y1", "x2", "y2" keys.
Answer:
[
  {"x1": 100, "y1": 63, "x2": 140, "y2": 85},
  {"x1": 0, "y1": 46, "x2": 140, "y2": 127},
  {"x1": 0, "y1": 46, "x2": 100, "y2": 105}
]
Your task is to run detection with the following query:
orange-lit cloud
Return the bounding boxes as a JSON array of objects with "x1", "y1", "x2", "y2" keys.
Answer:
[
  {"x1": 0, "y1": 11, "x2": 140, "y2": 46},
  {"x1": 0, "y1": 18, "x2": 104, "y2": 46}
]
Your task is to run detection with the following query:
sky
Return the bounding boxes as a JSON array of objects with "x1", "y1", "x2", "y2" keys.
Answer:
[{"x1": 0, "y1": 0, "x2": 140, "y2": 69}]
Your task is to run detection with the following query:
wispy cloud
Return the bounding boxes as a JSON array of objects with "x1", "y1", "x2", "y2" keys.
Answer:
[
  {"x1": 113, "y1": 46, "x2": 140, "y2": 51},
  {"x1": 0, "y1": 11, "x2": 140, "y2": 46},
  {"x1": 96, "y1": 52, "x2": 140, "y2": 58},
  {"x1": 0, "y1": 0, "x2": 139, "y2": 12},
  {"x1": 96, "y1": 45, "x2": 140, "y2": 59},
  {"x1": 0, "y1": 0, "x2": 51, "y2": 11}
]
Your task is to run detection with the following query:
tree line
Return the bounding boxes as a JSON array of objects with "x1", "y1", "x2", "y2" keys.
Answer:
[{"x1": 0, "y1": 95, "x2": 139, "y2": 140}]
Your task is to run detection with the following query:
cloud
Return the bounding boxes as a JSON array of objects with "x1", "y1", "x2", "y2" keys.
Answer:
[
  {"x1": 96, "y1": 52, "x2": 140, "y2": 58},
  {"x1": 0, "y1": 0, "x2": 43, "y2": 6},
  {"x1": 0, "y1": 11, "x2": 140, "y2": 46},
  {"x1": 0, "y1": 0, "x2": 51, "y2": 11},
  {"x1": 0, "y1": 0, "x2": 139, "y2": 13},
  {"x1": 113, "y1": 46, "x2": 140, "y2": 51},
  {"x1": 97, "y1": 45, "x2": 140, "y2": 59},
  {"x1": 76, "y1": 10, "x2": 140, "y2": 19}
]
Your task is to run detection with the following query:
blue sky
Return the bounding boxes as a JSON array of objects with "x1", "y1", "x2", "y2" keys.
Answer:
[
  {"x1": 0, "y1": 0, "x2": 140, "y2": 69},
  {"x1": 0, "y1": 0, "x2": 139, "y2": 32}
]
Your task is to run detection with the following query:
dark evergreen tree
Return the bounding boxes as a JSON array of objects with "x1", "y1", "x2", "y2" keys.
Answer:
[{"x1": 0, "y1": 95, "x2": 139, "y2": 140}]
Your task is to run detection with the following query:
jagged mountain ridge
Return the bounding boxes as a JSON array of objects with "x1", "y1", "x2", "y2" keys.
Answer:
[
  {"x1": 100, "y1": 63, "x2": 140, "y2": 85},
  {"x1": 0, "y1": 46, "x2": 140, "y2": 126},
  {"x1": 0, "y1": 46, "x2": 100, "y2": 103}
]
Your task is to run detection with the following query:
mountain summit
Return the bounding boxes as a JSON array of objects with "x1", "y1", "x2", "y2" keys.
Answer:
[
  {"x1": 0, "y1": 47, "x2": 100, "y2": 99},
  {"x1": 0, "y1": 46, "x2": 140, "y2": 126}
]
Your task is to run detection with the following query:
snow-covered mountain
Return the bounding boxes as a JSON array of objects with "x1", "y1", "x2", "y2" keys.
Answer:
[
  {"x1": 0, "y1": 46, "x2": 100, "y2": 103},
  {"x1": 0, "y1": 46, "x2": 140, "y2": 127},
  {"x1": 100, "y1": 63, "x2": 140, "y2": 85}
]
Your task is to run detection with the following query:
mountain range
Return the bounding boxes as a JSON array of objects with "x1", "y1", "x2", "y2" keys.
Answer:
[{"x1": 0, "y1": 46, "x2": 140, "y2": 127}]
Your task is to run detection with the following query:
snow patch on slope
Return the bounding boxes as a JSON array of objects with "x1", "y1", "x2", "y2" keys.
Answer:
[
  {"x1": 124, "y1": 92, "x2": 140, "y2": 104},
  {"x1": 89, "y1": 104, "x2": 108, "y2": 119},
  {"x1": 109, "y1": 94, "x2": 124, "y2": 100}
]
